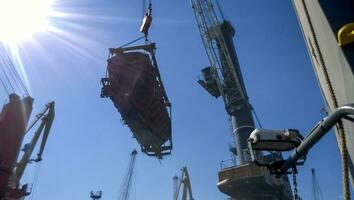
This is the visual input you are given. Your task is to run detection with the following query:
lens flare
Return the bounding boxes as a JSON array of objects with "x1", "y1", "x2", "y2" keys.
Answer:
[{"x1": 0, "y1": 0, "x2": 54, "y2": 42}]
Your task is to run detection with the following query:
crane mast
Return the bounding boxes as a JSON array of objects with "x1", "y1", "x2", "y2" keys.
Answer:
[
  {"x1": 191, "y1": 0, "x2": 293, "y2": 199},
  {"x1": 118, "y1": 150, "x2": 137, "y2": 200}
]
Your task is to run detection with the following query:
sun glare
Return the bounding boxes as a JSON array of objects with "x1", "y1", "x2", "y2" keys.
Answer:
[{"x1": 0, "y1": 0, "x2": 54, "y2": 42}]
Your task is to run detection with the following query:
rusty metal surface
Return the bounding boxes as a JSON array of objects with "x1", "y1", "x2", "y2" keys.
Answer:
[{"x1": 103, "y1": 51, "x2": 171, "y2": 158}]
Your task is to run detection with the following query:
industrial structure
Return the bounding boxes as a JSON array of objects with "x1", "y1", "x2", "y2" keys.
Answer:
[
  {"x1": 191, "y1": 0, "x2": 292, "y2": 199},
  {"x1": 0, "y1": 42, "x2": 55, "y2": 200},
  {"x1": 246, "y1": 1, "x2": 354, "y2": 200},
  {"x1": 173, "y1": 167, "x2": 194, "y2": 200},
  {"x1": 90, "y1": 191, "x2": 102, "y2": 200},
  {"x1": 292, "y1": 1, "x2": 354, "y2": 199},
  {"x1": 0, "y1": 98, "x2": 55, "y2": 200},
  {"x1": 0, "y1": 1, "x2": 352, "y2": 199},
  {"x1": 118, "y1": 149, "x2": 137, "y2": 200}
]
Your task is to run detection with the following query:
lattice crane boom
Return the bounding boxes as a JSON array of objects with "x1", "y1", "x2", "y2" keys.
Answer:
[
  {"x1": 118, "y1": 149, "x2": 137, "y2": 200},
  {"x1": 191, "y1": 0, "x2": 248, "y2": 114}
]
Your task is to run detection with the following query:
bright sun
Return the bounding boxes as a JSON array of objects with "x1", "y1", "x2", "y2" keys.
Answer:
[{"x1": 0, "y1": 0, "x2": 53, "y2": 42}]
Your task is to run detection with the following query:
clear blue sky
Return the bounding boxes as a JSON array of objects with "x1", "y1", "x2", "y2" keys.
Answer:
[{"x1": 2, "y1": 0, "x2": 347, "y2": 199}]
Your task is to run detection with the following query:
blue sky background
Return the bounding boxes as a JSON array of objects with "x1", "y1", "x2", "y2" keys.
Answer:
[{"x1": 0, "y1": 0, "x2": 347, "y2": 199}]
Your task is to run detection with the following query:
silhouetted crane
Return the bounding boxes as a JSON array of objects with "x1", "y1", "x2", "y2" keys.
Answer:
[
  {"x1": 311, "y1": 168, "x2": 323, "y2": 200},
  {"x1": 118, "y1": 150, "x2": 137, "y2": 200},
  {"x1": 90, "y1": 191, "x2": 102, "y2": 200}
]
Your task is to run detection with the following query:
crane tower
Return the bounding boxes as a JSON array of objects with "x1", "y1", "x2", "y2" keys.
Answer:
[{"x1": 191, "y1": 0, "x2": 292, "y2": 199}]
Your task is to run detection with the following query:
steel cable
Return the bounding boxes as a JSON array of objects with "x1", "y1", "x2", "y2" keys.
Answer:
[{"x1": 0, "y1": 44, "x2": 30, "y2": 96}]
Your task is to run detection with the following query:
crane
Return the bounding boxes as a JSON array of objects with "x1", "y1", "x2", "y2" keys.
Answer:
[
  {"x1": 12, "y1": 102, "x2": 55, "y2": 184},
  {"x1": 173, "y1": 167, "x2": 194, "y2": 200},
  {"x1": 0, "y1": 101, "x2": 55, "y2": 200},
  {"x1": 90, "y1": 191, "x2": 102, "y2": 200},
  {"x1": 118, "y1": 149, "x2": 137, "y2": 200},
  {"x1": 311, "y1": 168, "x2": 323, "y2": 200},
  {"x1": 190, "y1": 0, "x2": 292, "y2": 199}
]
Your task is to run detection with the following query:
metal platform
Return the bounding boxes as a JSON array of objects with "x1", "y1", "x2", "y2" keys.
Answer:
[{"x1": 217, "y1": 163, "x2": 292, "y2": 200}]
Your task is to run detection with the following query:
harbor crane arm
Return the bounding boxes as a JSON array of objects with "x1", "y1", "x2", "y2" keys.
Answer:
[
  {"x1": 13, "y1": 102, "x2": 55, "y2": 184},
  {"x1": 118, "y1": 149, "x2": 137, "y2": 200}
]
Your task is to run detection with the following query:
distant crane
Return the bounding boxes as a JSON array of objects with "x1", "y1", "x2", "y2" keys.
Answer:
[
  {"x1": 118, "y1": 150, "x2": 137, "y2": 200},
  {"x1": 173, "y1": 167, "x2": 194, "y2": 200},
  {"x1": 190, "y1": 0, "x2": 292, "y2": 199},
  {"x1": 90, "y1": 191, "x2": 102, "y2": 200},
  {"x1": 311, "y1": 168, "x2": 323, "y2": 200}
]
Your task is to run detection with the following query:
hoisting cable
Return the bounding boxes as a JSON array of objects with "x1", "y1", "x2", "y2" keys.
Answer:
[
  {"x1": 0, "y1": 44, "x2": 20, "y2": 94},
  {"x1": 0, "y1": 45, "x2": 29, "y2": 96},
  {"x1": 1, "y1": 49, "x2": 30, "y2": 96},
  {"x1": 0, "y1": 43, "x2": 30, "y2": 96},
  {"x1": 118, "y1": 36, "x2": 145, "y2": 49},
  {"x1": 28, "y1": 162, "x2": 42, "y2": 200},
  {"x1": 0, "y1": 50, "x2": 16, "y2": 93},
  {"x1": 250, "y1": 104, "x2": 263, "y2": 128},
  {"x1": 0, "y1": 77, "x2": 10, "y2": 95}
]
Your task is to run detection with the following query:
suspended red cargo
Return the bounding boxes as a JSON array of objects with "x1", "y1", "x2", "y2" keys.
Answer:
[
  {"x1": 101, "y1": 43, "x2": 172, "y2": 159},
  {"x1": 0, "y1": 94, "x2": 33, "y2": 199}
]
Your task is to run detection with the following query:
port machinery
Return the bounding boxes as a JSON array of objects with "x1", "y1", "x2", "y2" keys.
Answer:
[
  {"x1": 0, "y1": 43, "x2": 55, "y2": 200},
  {"x1": 190, "y1": 0, "x2": 292, "y2": 199},
  {"x1": 173, "y1": 167, "x2": 194, "y2": 200},
  {"x1": 0, "y1": 98, "x2": 55, "y2": 200}
]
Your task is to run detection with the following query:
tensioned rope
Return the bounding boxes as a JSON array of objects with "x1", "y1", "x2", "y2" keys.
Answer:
[{"x1": 0, "y1": 42, "x2": 30, "y2": 96}]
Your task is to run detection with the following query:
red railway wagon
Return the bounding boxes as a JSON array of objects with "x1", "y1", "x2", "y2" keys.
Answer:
[
  {"x1": 0, "y1": 94, "x2": 33, "y2": 199},
  {"x1": 101, "y1": 43, "x2": 172, "y2": 159}
]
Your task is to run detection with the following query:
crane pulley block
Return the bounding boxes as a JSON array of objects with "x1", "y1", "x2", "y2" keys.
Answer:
[{"x1": 140, "y1": 3, "x2": 152, "y2": 37}]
